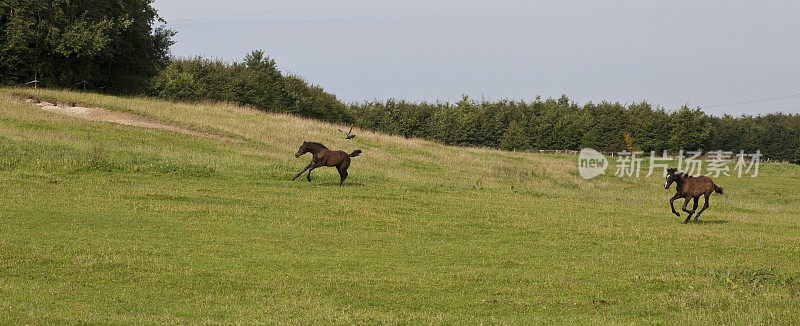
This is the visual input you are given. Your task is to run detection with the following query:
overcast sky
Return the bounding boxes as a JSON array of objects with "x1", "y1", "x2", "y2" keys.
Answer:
[{"x1": 152, "y1": 1, "x2": 800, "y2": 116}]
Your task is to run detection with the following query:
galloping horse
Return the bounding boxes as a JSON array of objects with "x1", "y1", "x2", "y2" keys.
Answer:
[
  {"x1": 665, "y1": 168, "x2": 724, "y2": 223},
  {"x1": 292, "y1": 142, "x2": 361, "y2": 186}
]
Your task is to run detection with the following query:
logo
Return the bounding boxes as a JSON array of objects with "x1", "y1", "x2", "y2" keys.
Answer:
[{"x1": 578, "y1": 148, "x2": 608, "y2": 179}]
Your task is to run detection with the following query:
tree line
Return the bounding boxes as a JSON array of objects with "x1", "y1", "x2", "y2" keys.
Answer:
[
  {"x1": 347, "y1": 97, "x2": 800, "y2": 162},
  {"x1": 2, "y1": 1, "x2": 798, "y2": 162}
]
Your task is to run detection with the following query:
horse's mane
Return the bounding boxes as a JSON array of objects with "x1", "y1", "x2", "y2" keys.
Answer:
[{"x1": 304, "y1": 142, "x2": 328, "y2": 149}]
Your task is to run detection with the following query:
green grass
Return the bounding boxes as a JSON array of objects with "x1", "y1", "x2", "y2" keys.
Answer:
[{"x1": 1, "y1": 88, "x2": 799, "y2": 324}]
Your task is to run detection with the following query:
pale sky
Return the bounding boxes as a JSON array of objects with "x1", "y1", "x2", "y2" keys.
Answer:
[{"x1": 152, "y1": 1, "x2": 800, "y2": 116}]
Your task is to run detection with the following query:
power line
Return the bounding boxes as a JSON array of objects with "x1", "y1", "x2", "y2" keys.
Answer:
[
  {"x1": 586, "y1": 73, "x2": 800, "y2": 97},
  {"x1": 703, "y1": 92, "x2": 800, "y2": 108}
]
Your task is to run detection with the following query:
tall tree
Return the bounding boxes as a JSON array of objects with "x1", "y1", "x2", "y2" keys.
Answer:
[
  {"x1": 0, "y1": 0, "x2": 174, "y2": 93},
  {"x1": 668, "y1": 106, "x2": 712, "y2": 151}
]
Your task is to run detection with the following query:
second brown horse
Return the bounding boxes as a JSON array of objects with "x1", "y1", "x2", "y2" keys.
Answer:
[
  {"x1": 665, "y1": 168, "x2": 724, "y2": 223},
  {"x1": 292, "y1": 142, "x2": 361, "y2": 186}
]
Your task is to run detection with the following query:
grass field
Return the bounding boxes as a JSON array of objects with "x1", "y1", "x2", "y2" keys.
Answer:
[{"x1": 1, "y1": 88, "x2": 799, "y2": 324}]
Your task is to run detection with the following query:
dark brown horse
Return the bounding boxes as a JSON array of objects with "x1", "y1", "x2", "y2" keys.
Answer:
[
  {"x1": 665, "y1": 168, "x2": 724, "y2": 223},
  {"x1": 292, "y1": 142, "x2": 361, "y2": 186}
]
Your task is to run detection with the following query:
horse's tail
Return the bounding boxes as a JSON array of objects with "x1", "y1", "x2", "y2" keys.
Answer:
[
  {"x1": 349, "y1": 150, "x2": 362, "y2": 157},
  {"x1": 714, "y1": 184, "x2": 724, "y2": 195}
]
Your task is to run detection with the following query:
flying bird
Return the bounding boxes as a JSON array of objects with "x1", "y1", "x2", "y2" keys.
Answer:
[{"x1": 338, "y1": 126, "x2": 356, "y2": 139}]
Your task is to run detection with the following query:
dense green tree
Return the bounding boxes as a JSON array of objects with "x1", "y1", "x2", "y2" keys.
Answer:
[
  {"x1": 499, "y1": 120, "x2": 529, "y2": 151},
  {"x1": 668, "y1": 106, "x2": 712, "y2": 151},
  {"x1": 628, "y1": 102, "x2": 670, "y2": 152},
  {"x1": 285, "y1": 75, "x2": 348, "y2": 123},
  {"x1": 0, "y1": 0, "x2": 174, "y2": 93}
]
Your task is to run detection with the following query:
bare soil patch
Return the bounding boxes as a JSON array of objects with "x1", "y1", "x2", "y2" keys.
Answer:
[{"x1": 24, "y1": 97, "x2": 242, "y2": 143}]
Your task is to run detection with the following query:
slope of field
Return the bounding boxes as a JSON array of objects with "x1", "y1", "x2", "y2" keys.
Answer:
[{"x1": 1, "y1": 88, "x2": 799, "y2": 324}]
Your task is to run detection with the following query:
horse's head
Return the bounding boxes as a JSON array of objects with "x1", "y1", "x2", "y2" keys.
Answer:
[
  {"x1": 295, "y1": 142, "x2": 309, "y2": 158},
  {"x1": 665, "y1": 168, "x2": 678, "y2": 189}
]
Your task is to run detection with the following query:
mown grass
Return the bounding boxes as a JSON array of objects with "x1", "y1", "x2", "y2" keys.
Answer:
[{"x1": 1, "y1": 88, "x2": 799, "y2": 324}]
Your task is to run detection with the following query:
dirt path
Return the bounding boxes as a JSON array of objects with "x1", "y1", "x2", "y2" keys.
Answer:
[{"x1": 26, "y1": 99, "x2": 242, "y2": 143}]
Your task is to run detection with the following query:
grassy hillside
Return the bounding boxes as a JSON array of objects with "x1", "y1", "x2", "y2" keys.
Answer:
[{"x1": 1, "y1": 88, "x2": 799, "y2": 324}]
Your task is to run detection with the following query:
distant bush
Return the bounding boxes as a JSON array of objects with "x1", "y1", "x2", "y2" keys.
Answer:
[{"x1": 149, "y1": 50, "x2": 348, "y2": 123}]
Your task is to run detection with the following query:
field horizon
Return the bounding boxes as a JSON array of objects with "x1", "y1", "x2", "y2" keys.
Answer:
[{"x1": 1, "y1": 88, "x2": 799, "y2": 324}]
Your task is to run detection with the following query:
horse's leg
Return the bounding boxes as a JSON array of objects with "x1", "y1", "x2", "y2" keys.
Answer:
[
  {"x1": 307, "y1": 164, "x2": 316, "y2": 181},
  {"x1": 682, "y1": 197, "x2": 693, "y2": 223},
  {"x1": 338, "y1": 159, "x2": 350, "y2": 186},
  {"x1": 669, "y1": 194, "x2": 681, "y2": 216},
  {"x1": 681, "y1": 197, "x2": 692, "y2": 213},
  {"x1": 291, "y1": 162, "x2": 312, "y2": 181},
  {"x1": 686, "y1": 197, "x2": 699, "y2": 222},
  {"x1": 337, "y1": 165, "x2": 348, "y2": 186},
  {"x1": 306, "y1": 161, "x2": 323, "y2": 182},
  {"x1": 694, "y1": 193, "x2": 711, "y2": 221}
]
